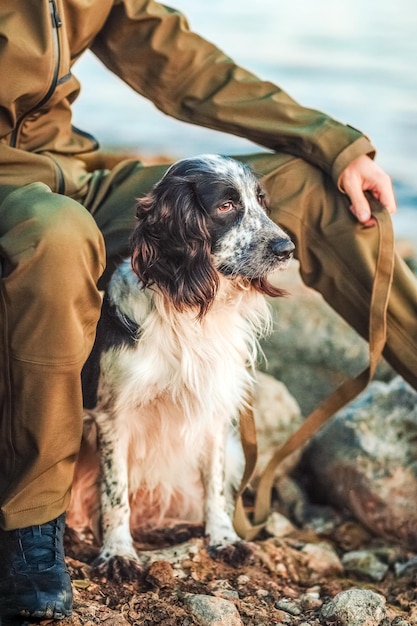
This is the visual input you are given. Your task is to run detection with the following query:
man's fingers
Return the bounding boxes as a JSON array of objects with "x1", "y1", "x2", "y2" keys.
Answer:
[
  {"x1": 338, "y1": 155, "x2": 398, "y2": 224},
  {"x1": 377, "y1": 179, "x2": 397, "y2": 216},
  {"x1": 346, "y1": 188, "x2": 372, "y2": 223}
]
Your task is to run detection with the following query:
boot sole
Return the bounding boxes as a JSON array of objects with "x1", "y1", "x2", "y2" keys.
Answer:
[{"x1": 0, "y1": 595, "x2": 72, "y2": 619}]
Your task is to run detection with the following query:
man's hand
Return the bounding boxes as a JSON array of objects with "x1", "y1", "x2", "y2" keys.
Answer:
[{"x1": 338, "y1": 155, "x2": 397, "y2": 226}]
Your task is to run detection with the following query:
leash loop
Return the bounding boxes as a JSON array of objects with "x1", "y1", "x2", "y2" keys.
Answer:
[{"x1": 234, "y1": 206, "x2": 395, "y2": 540}]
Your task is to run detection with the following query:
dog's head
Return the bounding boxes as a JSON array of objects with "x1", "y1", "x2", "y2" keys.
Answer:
[{"x1": 130, "y1": 155, "x2": 294, "y2": 317}]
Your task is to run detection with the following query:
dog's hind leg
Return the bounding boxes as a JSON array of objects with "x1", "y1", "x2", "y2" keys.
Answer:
[
  {"x1": 201, "y1": 419, "x2": 241, "y2": 548},
  {"x1": 92, "y1": 410, "x2": 142, "y2": 581}
]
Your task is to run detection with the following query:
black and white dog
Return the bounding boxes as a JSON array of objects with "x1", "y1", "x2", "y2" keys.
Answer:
[{"x1": 77, "y1": 155, "x2": 294, "y2": 575}]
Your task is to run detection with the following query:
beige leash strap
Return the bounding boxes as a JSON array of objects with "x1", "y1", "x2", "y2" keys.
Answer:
[{"x1": 234, "y1": 206, "x2": 395, "y2": 540}]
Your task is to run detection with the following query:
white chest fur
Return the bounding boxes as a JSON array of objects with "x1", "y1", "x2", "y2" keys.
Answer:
[{"x1": 96, "y1": 271, "x2": 272, "y2": 518}]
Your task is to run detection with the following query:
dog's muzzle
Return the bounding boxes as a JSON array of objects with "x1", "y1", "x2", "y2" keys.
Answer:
[{"x1": 270, "y1": 237, "x2": 295, "y2": 262}]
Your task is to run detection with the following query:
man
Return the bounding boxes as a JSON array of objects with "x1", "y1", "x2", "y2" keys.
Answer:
[{"x1": 0, "y1": 0, "x2": 416, "y2": 619}]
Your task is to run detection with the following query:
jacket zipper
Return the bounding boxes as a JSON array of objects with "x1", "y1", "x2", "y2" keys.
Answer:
[
  {"x1": 0, "y1": 283, "x2": 15, "y2": 496},
  {"x1": 10, "y1": 0, "x2": 64, "y2": 191}
]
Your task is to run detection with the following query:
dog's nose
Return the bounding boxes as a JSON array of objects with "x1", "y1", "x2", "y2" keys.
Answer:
[{"x1": 271, "y1": 238, "x2": 295, "y2": 260}]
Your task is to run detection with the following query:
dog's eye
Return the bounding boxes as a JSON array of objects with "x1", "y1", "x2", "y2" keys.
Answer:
[
  {"x1": 257, "y1": 192, "x2": 266, "y2": 206},
  {"x1": 218, "y1": 201, "x2": 235, "y2": 213}
]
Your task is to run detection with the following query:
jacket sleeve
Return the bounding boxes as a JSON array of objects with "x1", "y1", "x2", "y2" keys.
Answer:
[{"x1": 91, "y1": 0, "x2": 375, "y2": 183}]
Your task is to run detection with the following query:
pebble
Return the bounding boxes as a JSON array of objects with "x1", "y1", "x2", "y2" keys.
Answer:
[
  {"x1": 341, "y1": 549, "x2": 389, "y2": 582},
  {"x1": 182, "y1": 593, "x2": 244, "y2": 626},
  {"x1": 300, "y1": 592, "x2": 323, "y2": 610},
  {"x1": 275, "y1": 598, "x2": 302, "y2": 616},
  {"x1": 145, "y1": 559, "x2": 175, "y2": 588},
  {"x1": 300, "y1": 542, "x2": 344, "y2": 578},
  {"x1": 236, "y1": 574, "x2": 250, "y2": 586},
  {"x1": 394, "y1": 554, "x2": 417, "y2": 577},
  {"x1": 266, "y1": 512, "x2": 296, "y2": 538}
]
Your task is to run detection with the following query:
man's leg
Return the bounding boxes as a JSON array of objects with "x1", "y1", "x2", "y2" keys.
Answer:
[{"x1": 0, "y1": 182, "x2": 105, "y2": 618}]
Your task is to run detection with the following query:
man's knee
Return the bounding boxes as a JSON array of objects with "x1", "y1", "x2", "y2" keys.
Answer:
[
  {"x1": 238, "y1": 152, "x2": 325, "y2": 217},
  {"x1": 0, "y1": 182, "x2": 105, "y2": 277}
]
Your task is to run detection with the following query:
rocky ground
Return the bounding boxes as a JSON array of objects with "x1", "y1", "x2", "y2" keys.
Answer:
[{"x1": 10, "y1": 503, "x2": 417, "y2": 626}]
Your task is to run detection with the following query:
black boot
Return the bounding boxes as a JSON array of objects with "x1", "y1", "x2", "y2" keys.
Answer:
[{"x1": 0, "y1": 513, "x2": 73, "y2": 619}]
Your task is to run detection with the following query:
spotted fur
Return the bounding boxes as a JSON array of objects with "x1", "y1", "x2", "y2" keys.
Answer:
[{"x1": 77, "y1": 155, "x2": 294, "y2": 574}]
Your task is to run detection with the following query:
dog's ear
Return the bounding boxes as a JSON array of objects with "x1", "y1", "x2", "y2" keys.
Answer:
[{"x1": 130, "y1": 176, "x2": 219, "y2": 318}]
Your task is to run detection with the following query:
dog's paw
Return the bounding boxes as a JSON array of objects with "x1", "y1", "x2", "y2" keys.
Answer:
[
  {"x1": 205, "y1": 511, "x2": 241, "y2": 548},
  {"x1": 208, "y1": 540, "x2": 255, "y2": 567},
  {"x1": 206, "y1": 520, "x2": 255, "y2": 567},
  {"x1": 93, "y1": 552, "x2": 144, "y2": 582},
  {"x1": 92, "y1": 540, "x2": 144, "y2": 582}
]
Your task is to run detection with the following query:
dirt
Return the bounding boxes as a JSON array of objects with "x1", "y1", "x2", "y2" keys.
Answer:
[{"x1": 9, "y1": 513, "x2": 416, "y2": 626}]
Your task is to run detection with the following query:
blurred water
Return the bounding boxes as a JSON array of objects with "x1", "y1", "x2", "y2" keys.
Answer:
[{"x1": 71, "y1": 0, "x2": 417, "y2": 238}]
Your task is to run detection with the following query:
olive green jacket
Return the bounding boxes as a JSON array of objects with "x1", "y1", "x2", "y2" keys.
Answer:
[{"x1": 0, "y1": 0, "x2": 374, "y2": 197}]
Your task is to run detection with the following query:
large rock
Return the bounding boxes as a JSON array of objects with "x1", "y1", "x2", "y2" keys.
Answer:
[{"x1": 302, "y1": 376, "x2": 417, "y2": 548}]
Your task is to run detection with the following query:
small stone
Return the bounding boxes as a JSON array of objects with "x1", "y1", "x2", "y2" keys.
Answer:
[
  {"x1": 300, "y1": 592, "x2": 323, "y2": 610},
  {"x1": 236, "y1": 575, "x2": 250, "y2": 586},
  {"x1": 391, "y1": 618, "x2": 411, "y2": 626},
  {"x1": 275, "y1": 598, "x2": 302, "y2": 616},
  {"x1": 394, "y1": 554, "x2": 417, "y2": 577},
  {"x1": 265, "y1": 512, "x2": 296, "y2": 538},
  {"x1": 301, "y1": 542, "x2": 344, "y2": 578},
  {"x1": 145, "y1": 560, "x2": 175, "y2": 588},
  {"x1": 342, "y1": 550, "x2": 389, "y2": 582},
  {"x1": 182, "y1": 593, "x2": 244, "y2": 626}
]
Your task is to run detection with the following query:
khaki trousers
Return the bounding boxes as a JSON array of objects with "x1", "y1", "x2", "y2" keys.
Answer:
[{"x1": 1, "y1": 152, "x2": 416, "y2": 530}]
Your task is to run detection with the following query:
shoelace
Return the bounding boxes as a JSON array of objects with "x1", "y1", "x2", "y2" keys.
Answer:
[{"x1": 15, "y1": 518, "x2": 64, "y2": 570}]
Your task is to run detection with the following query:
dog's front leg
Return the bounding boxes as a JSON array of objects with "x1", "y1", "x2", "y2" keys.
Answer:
[
  {"x1": 202, "y1": 420, "x2": 241, "y2": 548},
  {"x1": 93, "y1": 411, "x2": 142, "y2": 581}
]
